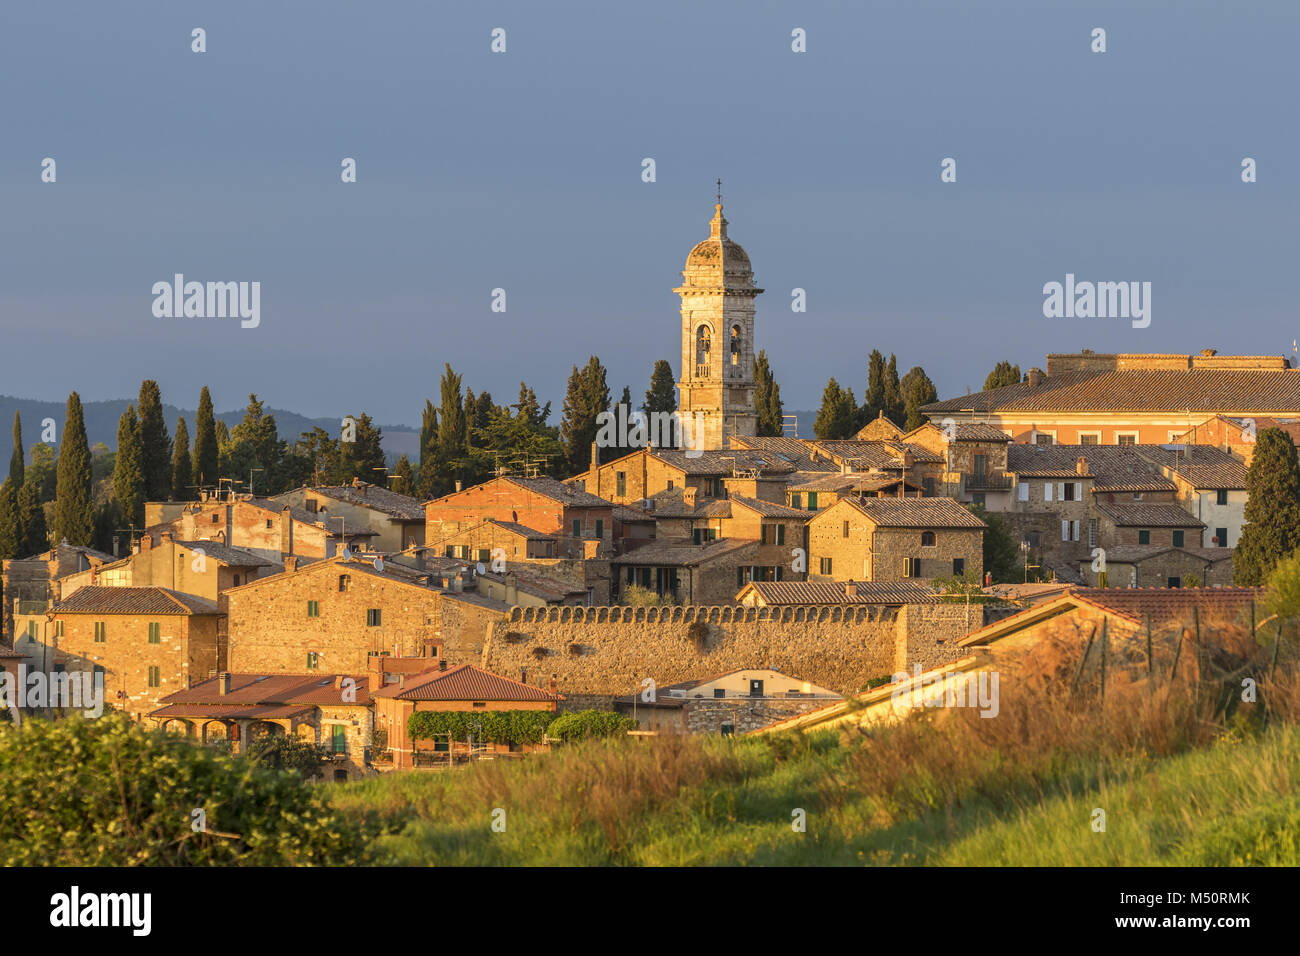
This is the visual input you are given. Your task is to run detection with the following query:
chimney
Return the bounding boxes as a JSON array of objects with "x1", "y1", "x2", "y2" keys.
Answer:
[
  {"x1": 439, "y1": 659, "x2": 448, "y2": 671},
  {"x1": 453, "y1": 571, "x2": 463, "y2": 593},
  {"x1": 284, "y1": 555, "x2": 298, "y2": 573},
  {"x1": 548, "y1": 674, "x2": 558, "y2": 695},
  {"x1": 521, "y1": 668, "x2": 528, "y2": 684},
  {"x1": 455, "y1": 480, "x2": 463, "y2": 492},
  {"x1": 590, "y1": 440, "x2": 599, "y2": 470},
  {"x1": 845, "y1": 580, "x2": 858, "y2": 598},
  {"x1": 160, "y1": 531, "x2": 173, "y2": 545},
  {"x1": 683, "y1": 487, "x2": 697, "y2": 507},
  {"x1": 1076, "y1": 456, "x2": 1088, "y2": 476},
  {"x1": 398, "y1": 673, "x2": 406, "y2": 688},
  {"x1": 140, "y1": 534, "x2": 152, "y2": 553},
  {"x1": 1027, "y1": 367, "x2": 1044, "y2": 387},
  {"x1": 505, "y1": 572, "x2": 518, "y2": 606},
  {"x1": 333, "y1": 675, "x2": 345, "y2": 689},
  {"x1": 368, "y1": 654, "x2": 386, "y2": 685},
  {"x1": 218, "y1": 672, "x2": 231, "y2": 695}
]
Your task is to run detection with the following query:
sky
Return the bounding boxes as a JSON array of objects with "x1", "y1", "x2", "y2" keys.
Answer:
[{"x1": 1, "y1": 0, "x2": 1297, "y2": 428}]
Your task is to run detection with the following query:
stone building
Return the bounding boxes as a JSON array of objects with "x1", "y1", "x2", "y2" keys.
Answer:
[
  {"x1": 150, "y1": 671, "x2": 375, "y2": 781},
  {"x1": 612, "y1": 668, "x2": 841, "y2": 734},
  {"x1": 57, "y1": 531, "x2": 273, "y2": 603},
  {"x1": 1078, "y1": 545, "x2": 1234, "y2": 589},
  {"x1": 808, "y1": 497, "x2": 986, "y2": 584},
  {"x1": 272, "y1": 479, "x2": 427, "y2": 552},
  {"x1": 674, "y1": 199, "x2": 763, "y2": 450},
  {"x1": 735, "y1": 579, "x2": 941, "y2": 607},
  {"x1": 43, "y1": 586, "x2": 221, "y2": 720},
  {"x1": 611, "y1": 538, "x2": 759, "y2": 605},
  {"x1": 1094, "y1": 503, "x2": 1207, "y2": 549},
  {"x1": 2, "y1": 543, "x2": 113, "y2": 643},
  {"x1": 223, "y1": 554, "x2": 502, "y2": 674}
]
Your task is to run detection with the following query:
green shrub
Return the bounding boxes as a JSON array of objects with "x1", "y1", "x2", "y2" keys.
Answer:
[
  {"x1": 408, "y1": 709, "x2": 556, "y2": 746},
  {"x1": 547, "y1": 710, "x2": 637, "y2": 742},
  {"x1": 244, "y1": 734, "x2": 329, "y2": 778},
  {"x1": 0, "y1": 713, "x2": 368, "y2": 865}
]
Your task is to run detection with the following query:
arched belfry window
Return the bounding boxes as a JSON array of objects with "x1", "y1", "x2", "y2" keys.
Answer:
[
  {"x1": 730, "y1": 325, "x2": 742, "y2": 366},
  {"x1": 696, "y1": 325, "x2": 711, "y2": 365}
]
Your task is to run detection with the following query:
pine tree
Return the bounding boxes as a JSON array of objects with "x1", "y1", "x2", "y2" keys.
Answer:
[
  {"x1": 193, "y1": 386, "x2": 219, "y2": 492},
  {"x1": 17, "y1": 478, "x2": 47, "y2": 556},
  {"x1": 643, "y1": 360, "x2": 677, "y2": 415},
  {"x1": 814, "y1": 378, "x2": 856, "y2": 439},
  {"x1": 136, "y1": 380, "x2": 172, "y2": 500},
  {"x1": 882, "y1": 355, "x2": 905, "y2": 425},
  {"x1": 337, "y1": 413, "x2": 385, "y2": 484},
  {"x1": 561, "y1": 356, "x2": 610, "y2": 474},
  {"x1": 392, "y1": 455, "x2": 415, "y2": 497},
  {"x1": 171, "y1": 416, "x2": 193, "y2": 501},
  {"x1": 226, "y1": 395, "x2": 284, "y2": 496},
  {"x1": 863, "y1": 350, "x2": 887, "y2": 424},
  {"x1": 900, "y1": 366, "x2": 939, "y2": 431},
  {"x1": 112, "y1": 405, "x2": 145, "y2": 530},
  {"x1": 0, "y1": 481, "x2": 19, "y2": 559},
  {"x1": 9, "y1": 412, "x2": 23, "y2": 489},
  {"x1": 754, "y1": 350, "x2": 784, "y2": 436},
  {"x1": 983, "y1": 360, "x2": 1022, "y2": 391},
  {"x1": 1234, "y1": 428, "x2": 1300, "y2": 584},
  {"x1": 53, "y1": 392, "x2": 94, "y2": 546}
]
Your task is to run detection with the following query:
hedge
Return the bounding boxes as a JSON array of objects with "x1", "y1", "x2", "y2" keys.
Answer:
[
  {"x1": 547, "y1": 711, "x2": 637, "y2": 742},
  {"x1": 407, "y1": 709, "x2": 556, "y2": 746}
]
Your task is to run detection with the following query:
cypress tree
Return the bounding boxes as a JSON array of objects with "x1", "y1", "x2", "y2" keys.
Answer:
[
  {"x1": 863, "y1": 350, "x2": 887, "y2": 424},
  {"x1": 1233, "y1": 428, "x2": 1300, "y2": 584},
  {"x1": 560, "y1": 356, "x2": 609, "y2": 474},
  {"x1": 53, "y1": 392, "x2": 94, "y2": 546},
  {"x1": 392, "y1": 455, "x2": 415, "y2": 497},
  {"x1": 883, "y1": 354, "x2": 905, "y2": 426},
  {"x1": 900, "y1": 366, "x2": 939, "y2": 431},
  {"x1": 9, "y1": 412, "x2": 23, "y2": 488},
  {"x1": 113, "y1": 406, "x2": 145, "y2": 530},
  {"x1": 17, "y1": 479, "x2": 47, "y2": 556},
  {"x1": 0, "y1": 481, "x2": 18, "y2": 559},
  {"x1": 643, "y1": 360, "x2": 677, "y2": 415},
  {"x1": 137, "y1": 380, "x2": 172, "y2": 500},
  {"x1": 814, "y1": 378, "x2": 856, "y2": 440},
  {"x1": 172, "y1": 416, "x2": 193, "y2": 500},
  {"x1": 983, "y1": 360, "x2": 1022, "y2": 391},
  {"x1": 754, "y1": 350, "x2": 784, "y2": 437},
  {"x1": 193, "y1": 386, "x2": 219, "y2": 492}
]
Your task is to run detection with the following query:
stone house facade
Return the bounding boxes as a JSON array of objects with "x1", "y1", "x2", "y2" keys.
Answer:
[{"x1": 808, "y1": 497, "x2": 985, "y2": 584}]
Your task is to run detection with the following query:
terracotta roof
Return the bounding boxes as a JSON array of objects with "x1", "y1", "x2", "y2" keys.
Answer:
[
  {"x1": 610, "y1": 537, "x2": 757, "y2": 566},
  {"x1": 484, "y1": 519, "x2": 554, "y2": 540},
  {"x1": 924, "y1": 367, "x2": 1300, "y2": 415},
  {"x1": 172, "y1": 540, "x2": 274, "y2": 567},
  {"x1": 249, "y1": 497, "x2": 380, "y2": 535},
  {"x1": 371, "y1": 663, "x2": 561, "y2": 702},
  {"x1": 727, "y1": 495, "x2": 812, "y2": 519},
  {"x1": 1138, "y1": 446, "x2": 1248, "y2": 490},
  {"x1": 503, "y1": 476, "x2": 613, "y2": 509},
  {"x1": 839, "y1": 497, "x2": 987, "y2": 529},
  {"x1": 649, "y1": 448, "x2": 804, "y2": 475},
  {"x1": 158, "y1": 672, "x2": 372, "y2": 707},
  {"x1": 1099, "y1": 545, "x2": 1235, "y2": 564},
  {"x1": 1070, "y1": 587, "x2": 1264, "y2": 624},
  {"x1": 300, "y1": 483, "x2": 426, "y2": 520},
  {"x1": 1095, "y1": 503, "x2": 1205, "y2": 528},
  {"x1": 52, "y1": 586, "x2": 218, "y2": 616},
  {"x1": 477, "y1": 569, "x2": 586, "y2": 602},
  {"x1": 738, "y1": 580, "x2": 941, "y2": 605}
]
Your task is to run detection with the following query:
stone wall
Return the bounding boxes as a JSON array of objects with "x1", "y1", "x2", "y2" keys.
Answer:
[{"x1": 483, "y1": 602, "x2": 987, "y2": 698}]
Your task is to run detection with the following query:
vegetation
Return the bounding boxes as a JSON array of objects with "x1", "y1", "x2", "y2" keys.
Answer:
[
  {"x1": 547, "y1": 711, "x2": 637, "y2": 742},
  {"x1": 983, "y1": 360, "x2": 1022, "y2": 391},
  {"x1": 1234, "y1": 427, "x2": 1300, "y2": 585},
  {"x1": 621, "y1": 583, "x2": 675, "y2": 607},
  {"x1": 561, "y1": 355, "x2": 610, "y2": 473},
  {"x1": 408, "y1": 709, "x2": 556, "y2": 746},
  {"x1": 53, "y1": 392, "x2": 93, "y2": 546},
  {"x1": 813, "y1": 377, "x2": 858, "y2": 439},
  {"x1": 753, "y1": 350, "x2": 784, "y2": 437}
]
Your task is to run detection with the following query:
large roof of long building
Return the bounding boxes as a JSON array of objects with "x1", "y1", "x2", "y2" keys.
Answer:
[
  {"x1": 52, "y1": 586, "x2": 219, "y2": 616},
  {"x1": 370, "y1": 663, "x2": 561, "y2": 702},
  {"x1": 737, "y1": 580, "x2": 942, "y2": 605},
  {"x1": 1095, "y1": 503, "x2": 1206, "y2": 528},
  {"x1": 838, "y1": 497, "x2": 987, "y2": 529},
  {"x1": 1006, "y1": 443, "x2": 1247, "y2": 490},
  {"x1": 297, "y1": 482, "x2": 426, "y2": 520}
]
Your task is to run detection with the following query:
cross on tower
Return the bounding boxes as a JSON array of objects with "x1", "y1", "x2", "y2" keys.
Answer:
[{"x1": 716, "y1": 178, "x2": 723, "y2": 204}]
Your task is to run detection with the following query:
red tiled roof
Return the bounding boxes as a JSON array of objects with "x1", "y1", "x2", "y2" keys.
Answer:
[
  {"x1": 160, "y1": 673, "x2": 372, "y2": 707},
  {"x1": 839, "y1": 496, "x2": 987, "y2": 529},
  {"x1": 1095, "y1": 503, "x2": 1205, "y2": 528},
  {"x1": 1070, "y1": 587, "x2": 1264, "y2": 624},
  {"x1": 52, "y1": 586, "x2": 218, "y2": 616},
  {"x1": 371, "y1": 663, "x2": 561, "y2": 702},
  {"x1": 737, "y1": 580, "x2": 941, "y2": 605}
]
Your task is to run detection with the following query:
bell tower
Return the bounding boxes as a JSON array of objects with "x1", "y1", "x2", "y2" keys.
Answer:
[{"x1": 674, "y1": 187, "x2": 763, "y2": 451}]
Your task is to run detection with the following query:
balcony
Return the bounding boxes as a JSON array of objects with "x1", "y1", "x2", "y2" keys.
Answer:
[
  {"x1": 695, "y1": 364, "x2": 711, "y2": 379},
  {"x1": 964, "y1": 474, "x2": 1012, "y2": 492}
]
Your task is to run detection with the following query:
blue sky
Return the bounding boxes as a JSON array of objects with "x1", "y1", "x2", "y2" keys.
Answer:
[{"x1": 2, "y1": 0, "x2": 1296, "y2": 426}]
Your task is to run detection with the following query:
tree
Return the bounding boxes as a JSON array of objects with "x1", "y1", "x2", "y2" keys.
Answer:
[
  {"x1": 560, "y1": 356, "x2": 610, "y2": 474},
  {"x1": 900, "y1": 366, "x2": 938, "y2": 431},
  {"x1": 17, "y1": 479, "x2": 47, "y2": 556},
  {"x1": 1234, "y1": 428, "x2": 1300, "y2": 585},
  {"x1": 479, "y1": 384, "x2": 565, "y2": 477},
  {"x1": 882, "y1": 354, "x2": 905, "y2": 425},
  {"x1": 814, "y1": 378, "x2": 857, "y2": 439},
  {"x1": 644, "y1": 360, "x2": 677, "y2": 416},
  {"x1": 337, "y1": 413, "x2": 386, "y2": 484},
  {"x1": 53, "y1": 392, "x2": 94, "y2": 546},
  {"x1": 9, "y1": 412, "x2": 23, "y2": 489},
  {"x1": 112, "y1": 406, "x2": 144, "y2": 531},
  {"x1": 136, "y1": 380, "x2": 172, "y2": 501},
  {"x1": 26, "y1": 443, "x2": 56, "y2": 504},
  {"x1": 969, "y1": 503, "x2": 1019, "y2": 583},
  {"x1": 392, "y1": 455, "x2": 415, "y2": 497},
  {"x1": 0, "y1": 481, "x2": 19, "y2": 559},
  {"x1": 417, "y1": 400, "x2": 440, "y2": 499},
  {"x1": 171, "y1": 416, "x2": 193, "y2": 501},
  {"x1": 754, "y1": 350, "x2": 784, "y2": 437},
  {"x1": 863, "y1": 350, "x2": 887, "y2": 425},
  {"x1": 434, "y1": 365, "x2": 470, "y2": 493},
  {"x1": 984, "y1": 360, "x2": 1022, "y2": 391},
  {"x1": 193, "y1": 386, "x2": 219, "y2": 492},
  {"x1": 225, "y1": 395, "x2": 285, "y2": 496}
]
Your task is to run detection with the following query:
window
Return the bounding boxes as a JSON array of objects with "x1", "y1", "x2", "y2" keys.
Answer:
[
  {"x1": 1216, "y1": 489, "x2": 1229, "y2": 506},
  {"x1": 331, "y1": 724, "x2": 347, "y2": 754},
  {"x1": 1062, "y1": 483, "x2": 1076, "y2": 502},
  {"x1": 730, "y1": 324, "x2": 742, "y2": 366},
  {"x1": 842, "y1": 520, "x2": 850, "y2": 538},
  {"x1": 921, "y1": 531, "x2": 936, "y2": 547},
  {"x1": 1025, "y1": 531, "x2": 1040, "y2": 549},
  {"x1": 54, "y1": 620, "x2": 64, "y2": 638},
  {"x1": 306, "y1": 499, "x2": 318, "y2": 513},
  {"x1": 806, "y1": 492, "x2": 819, "y2": 510},
  {"x1": 367, "y1": 608, "x2": 382, "y2": 627},
  {"x1": 616, "y1": 471, "x2": 626, "y2": 497},
  {"x1": 472, "y1": 701, "x2": 486, "y2": 708},
  {"x1": 1132, "y1": 491, "x2": 1143, "y2": 501},
  {"x1": 973, "y1": 454, "x2": 987, "y2": 479},
  {"x1": 147, "y1": 666, "x2": 160, "y2": 688},
  {"x1": 713, "y1": 688, "x2": 725, "y2": 699},
  {"x1": 148, "y1": 622, "x2": 160, "y2": 645},
  {"x1": 211, "y1": 514, "x2": 219, "y2": 523},
  {"x1": 952, "y1": 558, "x2": 965, "y2": 576},
  {"x1": 1061, "y1": 520, "x2": 1080, "y2": 541},
  {"x1": 307, "y1": 652, "x2": 319, "y2": 670},
  {"x1": 790, "y1": 493, "x2": 802, "y2": 509},
  {"x1": 1079, "y1": 433, "x2": 1101, "y2": 445},
  {"x1": 477, "y1": 549, "x2": 490, "y2": 562},
  {"x1": 572, "y1": 519, "x2": 581, "y2": 537},
  {"x1": 1017, "y1": 481, "x2": 1029, "y2": 502},
  {"x1": 1044, "y1": 482, "x2": 1052, "y2": 502},
  {"x1": 94, "y1": 622, "x2": 106, "y2": 643},
  {"x1": 338, "y1": 575, "x2": 350, "y2": 592},
  {"x1": 922, "y1": 477, "x2": 935, "y2": 497},
  {"x1": 595, "y1": 519, "x2": 604, "y2": 538},
  {"x1": 902, "y1": 557, "x2": 918, "y2": 578},
  {"x1": 972, "y1": 492, "x2": 986, "y2": 508},
  {"x1": 666, "y1": 480, "x2": 674, "y2": 491},
  {"x1": 232, "y1": 574, "x2": 240, "y2": 586},
  {"x1": 26, "y1": 621, "x2": 38, "y2": 640},
  {"x1": 761, "y1": 524, "x2": 785, "y2": 545},
  {"x1": 693, "y1": 527, "x2": 716, "y2": 545},
  {"x1": 1088, "y1": 518, "x2": 1098, "y2": 548},
  {"x1": 720, "y1": 723, "x2": 735, "y2": 737},
  {"x1": 819, "y1": 557, "x2": 833, "y2": 575},
  {"x1": 1138, "y1": 529, "x2": 1151, "y2": 545},
  {"x1": 307, "y1": 600, "x2": 320, "y2": 617},
  {"x1": 265, "y1": 519, "x2": 273, "y2": 529},
  {"x1": 1167, "y1": 577, "x2": 1181, "y2": 588},
  {"x1": 1172, "y1": 530, "x2": 1185, "y2": 548},
  {"x1": 1117, "y1": 433, "x2": 1137, "y2": 446},
  {"x1": 1215, "y1": 527, "x2": 1228, "y2": 547},
  {"x1": 1035, "y1": 432, "x2": 1055, "y2": 446}
]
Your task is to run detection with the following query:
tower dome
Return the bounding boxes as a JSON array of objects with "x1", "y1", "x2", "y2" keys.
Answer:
[{"x1": 679, "y1": 204, "x2": 759, "y2": 292}]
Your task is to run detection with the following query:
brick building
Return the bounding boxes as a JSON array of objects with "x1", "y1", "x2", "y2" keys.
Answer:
[{"x1": 272, "y1": 479, "x2": 427, "y2": 552}]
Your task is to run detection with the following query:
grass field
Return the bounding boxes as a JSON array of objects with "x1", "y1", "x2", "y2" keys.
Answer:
[{"x1": 330, "y1": 672, "x2": 1300, "y2": 866}]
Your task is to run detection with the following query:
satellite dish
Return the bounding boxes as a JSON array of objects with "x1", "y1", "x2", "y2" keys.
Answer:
[
  {"x1": 476, "y1": 562, "x2": 486, "y2": 575},
  {"x1": 341, "y1": 547, "x2": 353, "y2": 560},
  {"x1": 373, "y1": 556, "x2": 384, "y2": 573}
]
